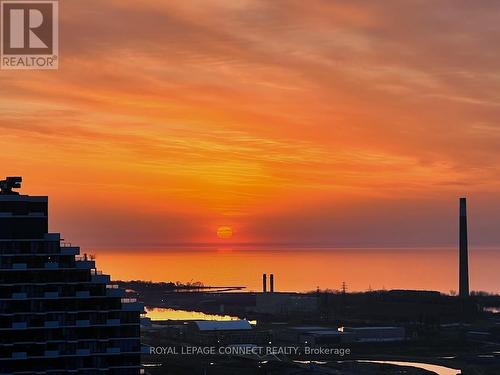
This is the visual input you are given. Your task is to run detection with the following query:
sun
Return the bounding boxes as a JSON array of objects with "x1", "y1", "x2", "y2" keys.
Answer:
[{"x1": 217, "y1": 226, "x2": 233, "y2": 239}]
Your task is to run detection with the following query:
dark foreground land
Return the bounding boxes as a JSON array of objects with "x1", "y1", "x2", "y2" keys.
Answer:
[
  {"x1": 122, "y1": 282, "x2": 500, "y2": 374},
  {"x1": 140, "y1": 333, "x2": 500, "y2": 375},
  {"x1": 143, "y1": 357, "x2": 440, "y2": 374}
]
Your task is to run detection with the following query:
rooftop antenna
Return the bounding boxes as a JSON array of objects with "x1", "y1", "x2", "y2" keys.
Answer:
[{"x1": 0, "y1": 177, "x2": 22, "y2": 195}]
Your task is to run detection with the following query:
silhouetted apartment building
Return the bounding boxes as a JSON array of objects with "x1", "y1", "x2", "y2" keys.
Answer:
[{"x1": 0, "y1": 177, "x2": 143, "y2": 374}]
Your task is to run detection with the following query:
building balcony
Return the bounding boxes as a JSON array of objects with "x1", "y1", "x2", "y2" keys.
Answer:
[
  {"x1": 44, "y1": 233, "x2": 60, "y2": 241},
  {"x1": 91, "y1": 270, "x2": 111, "y2": 283},
  {"x1": 75, "y1": 291, "x2": 90, "y2": 297},
  {"x1": 44, "y1": 321, "x2": 59, "y2": 328},
  {"x1": 75, "y1": 254, "x2": 95, "y2": 269},
  {"x1": 121, "y1": 298, "x2": 145, "y2": 312},
  {"x1": 106, "y1": 285, "x2": 125, "y2": 297},
  {"x1": 44, "y1": 350, "x2": 59, "y2": 357},
  {"x1": 76, "y1": 260, "x2": 96, "y2": 269},
  {"x1": 11, "y1": 292, "x2": 27, "y2": 299},
  {"x1": 60, "y1": 246, "x2": 79, "y2": 255},
  {"x1": 91, "y1": 274, "x2": 111, "y2": 283}
]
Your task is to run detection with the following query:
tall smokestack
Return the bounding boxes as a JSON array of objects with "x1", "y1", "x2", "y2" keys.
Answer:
[
  {"x1": 270, "y1": 274, "x2": 274, "y2": 293},
  {"x1": 459, "y1": 198, "x2": 469, "y2": 298},
  {"x1": 262, "y1": 273, "x2": 267, "y2": 293}
]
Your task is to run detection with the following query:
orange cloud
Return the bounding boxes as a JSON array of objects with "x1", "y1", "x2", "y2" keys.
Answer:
[{"x1": 2, "y1": 0, "x2": 500, "y2": 247}]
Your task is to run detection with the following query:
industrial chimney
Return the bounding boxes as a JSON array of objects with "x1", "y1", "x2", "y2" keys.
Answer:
[
  {"x1": 262, "y1": 273, "x2": 267, "y2": 293},
  {"x1": 270, "y1": 274, "x2": 274, "y2": 293},
  {"x1": 459, "y1": 198, "x2": 469, "y2": 298}
]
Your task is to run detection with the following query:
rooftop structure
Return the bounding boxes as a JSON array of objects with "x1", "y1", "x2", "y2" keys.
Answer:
[{"x1": 0, "y1": 177, "x2": 22, "y2": 195}]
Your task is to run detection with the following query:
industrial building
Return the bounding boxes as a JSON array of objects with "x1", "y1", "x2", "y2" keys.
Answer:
[
  {"x1": 275, "y1": 326, "x2": 342, "y2": 345},
  {"x1": 275, "y1": 325, "x2": 405, "y2": 346},
  {"x1": 339, "y1": 326, "x2": 405, "y2": 342},
  {"x1": 0, "y1": 177, "x2": 143, "y2": 374},
  {"x1": 254, "y1": 292, "x2": 320, "y2": 316},
  {"x1": 185, "y1": 320, "x2": 270, "y2": 345},
  {"x1": 255, "y1": 274, "x2": 320, "y2": 316}
]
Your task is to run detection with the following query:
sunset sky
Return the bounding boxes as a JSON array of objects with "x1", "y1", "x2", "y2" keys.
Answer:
[{"x1": 2, "y1": 0, "x2": 500, "y2": 248}]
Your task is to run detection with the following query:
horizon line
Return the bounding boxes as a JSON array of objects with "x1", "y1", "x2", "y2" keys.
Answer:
[{"x1": 85, "y1": 243, "x2": 500, "y2": 251}]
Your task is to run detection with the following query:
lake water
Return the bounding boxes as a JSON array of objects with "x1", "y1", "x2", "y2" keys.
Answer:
[
  {"x1": 358, "y1": 360, "x2": 460, "y2": 375},
  {"x1": 144, "y1": 307, "x2": 241, "y2": 321},
  {"x1": 95, "y1": 247, "x2": 500, "y2": 294}
]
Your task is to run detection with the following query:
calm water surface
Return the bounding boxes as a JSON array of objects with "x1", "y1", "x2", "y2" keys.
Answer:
[
  {"x1": 144, "y1": 307, "x2": 241, "y2": 321},
  {"x1": 95, "y1": 247, "x2": 500, "y2": 294},
  {"x1": 358, "y1": 360, "x2": 460, "y2": 375}
]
